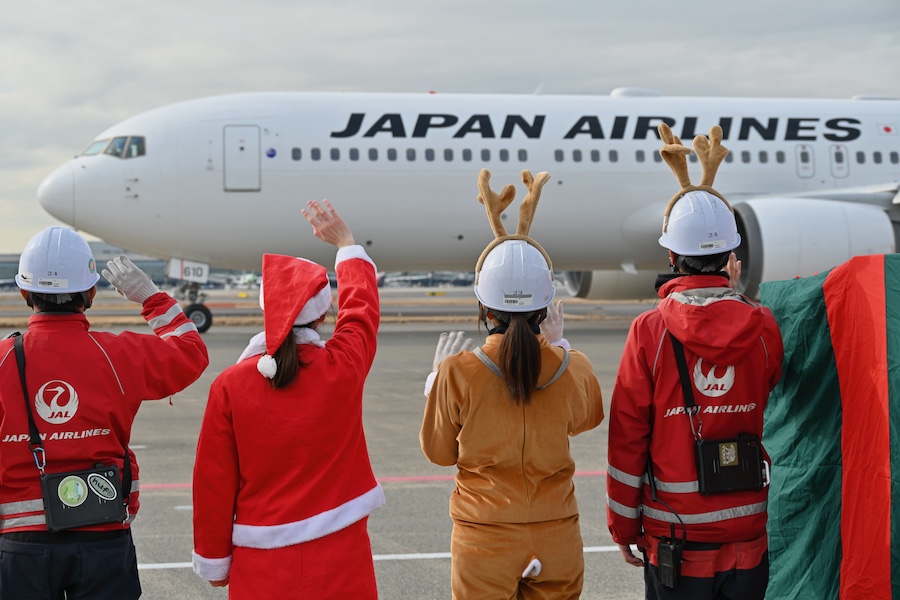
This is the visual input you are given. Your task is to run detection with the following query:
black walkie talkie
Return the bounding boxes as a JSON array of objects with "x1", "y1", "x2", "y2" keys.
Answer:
[{"x1": 648, "y1": 461, "x2": 684, "y2": 589}]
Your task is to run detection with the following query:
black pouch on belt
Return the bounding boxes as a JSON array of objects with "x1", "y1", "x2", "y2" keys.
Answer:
[
  {"x1": 695, "y1": 434, "x2": 767, "y2": 495},
  {"x1": 40, "y1": 464, "x2": 126, "y2": 532}
]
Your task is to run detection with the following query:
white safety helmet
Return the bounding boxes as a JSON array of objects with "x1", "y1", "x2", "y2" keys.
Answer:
[
  {"x1": 16, "y1": 226, "x2": 100, "y2": 295},
  {"x1": 658, "y1": 190, "x2": 741, "y2": 256},
  {"x1": 474, "y1": 239, "x2": 555, "y2": 312}
]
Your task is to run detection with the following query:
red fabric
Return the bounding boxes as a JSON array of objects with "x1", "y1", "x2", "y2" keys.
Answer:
[
  {"x1": 607, "y1": 275, "x2": 783, "y2": 544},
  {"x1": 261, "y1": 254, "x2": 329, "y2": 356},
  {"x1": 229, "y1": 518, "x2": 377, "y2": 600},
  {"x1": 822, "y1": 256, "x2": 892, "y2": 599},
  {"x1": 192, "y1": 256, "x2": 381, "y2": 577},
  {"x1": 0, "y1": 292, "x2": 208, "y2": 532}
]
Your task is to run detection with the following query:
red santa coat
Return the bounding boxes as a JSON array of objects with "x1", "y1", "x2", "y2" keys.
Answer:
[
  {"x1": 192, "y1": 246, "x2": 383, "y2": 586},
  {"x1": 607, "y1": 274, "x2": 783, "y2": 546},
  {"x1": 0, "y1": 292, "x2": 209, "y2": 532}
]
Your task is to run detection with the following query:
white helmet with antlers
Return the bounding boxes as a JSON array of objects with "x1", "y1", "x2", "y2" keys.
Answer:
[
  {"x1": 473, "y1": 169, "x2": 555, "y2": 312},
  {"x1": 656, "y1": 123, "x2": 741, "y2": 256}
]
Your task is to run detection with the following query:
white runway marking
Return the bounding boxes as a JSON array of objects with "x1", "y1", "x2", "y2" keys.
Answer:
[{"x1": 138, "y1": 546, "x2": 620, "y2": 571}]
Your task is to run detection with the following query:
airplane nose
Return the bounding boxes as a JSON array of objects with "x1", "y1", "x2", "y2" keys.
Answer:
[{"x1": 38, "y1": 163, "x2": 75, "y2": 225}]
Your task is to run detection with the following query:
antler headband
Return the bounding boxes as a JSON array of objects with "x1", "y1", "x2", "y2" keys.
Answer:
[
  {"x1": 474, "y1": 168, "x2": 553, "y2": 274},
  {"x1": 659, "y1": 123, "x2": 733, "y2": 232}
]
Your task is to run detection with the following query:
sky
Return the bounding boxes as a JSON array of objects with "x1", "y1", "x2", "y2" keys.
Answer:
[{"x1": 1, "y1": 0, "x2": 898, "y2": 254}]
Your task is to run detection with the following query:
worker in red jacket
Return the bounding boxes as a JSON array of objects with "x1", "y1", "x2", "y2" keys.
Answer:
[
  {"x1": 0, "y1": 226, "x2": 209, "y2": 599},
  {"x1": 607, "y1": 125, "x2": 783, "y2": 599}
]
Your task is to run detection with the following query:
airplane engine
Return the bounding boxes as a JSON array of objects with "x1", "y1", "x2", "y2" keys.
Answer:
[
  {"x1": 733, "y1": 199, "x2": 895, "y2": 298},
  {"x1": 562, "y1": 269, "x2": 662, "y2": 300}
]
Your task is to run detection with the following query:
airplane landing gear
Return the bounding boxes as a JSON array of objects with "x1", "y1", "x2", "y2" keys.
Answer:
[
  {"x1": 174, "y1": 281, "x2": 213, "y2": 333},
  {"x1": 185, "y1": 303, "x2": 213, "y2": 333}
]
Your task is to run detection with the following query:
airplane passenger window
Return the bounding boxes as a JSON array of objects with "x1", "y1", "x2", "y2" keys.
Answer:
[
  {"x1": 518, "y1": 149, "x2": 527, "y2": 162},
  {"x1": 856, "y1": 151, "x2": 865, "y2": 164},
  {"x1": 330, "y1": 148, "x2": 340, "y2": 161},
  {"x1": 407, "y1": 149, "x2": 416, "y2": 161},
  {"x1": 874, "y1": 151, "x2": 883, "y2": 164},
  {"x1": 591, "y1": 150, "x2": 600, "y2": 162},
  {"x1": 776, "y1": 151, "x2": 785, "y2": 163},
  {"x1": 741, "y1": 151, "x2": 751, "y2": 163},
  {"x1": 800, "y1": 150, "x2": 810, "y2": 163},
  {"x1": 349, "y1": 148, "x2": 360, "y2": 161},
  {"x1": 834, "y1": 151, "x2": 845, "y2": 164},
  {"x1": 891, "y1": 152, "x2": 899, "y2": 164},
  {"x1": 292, "y1": 148, "x2": 302, "y2": 160},
  {"x1": 689, "y1": 153, "x2": 698, "y2": 163},
  {"x1": 369, "y1": 148, "x2": 378, "y2": 161},
  {"x1": 82, "y1": 139, "x2": 110, "y2": 156},
  {"x1": 635, "y1": 150, "x2": 644, "y2": 163},
  {"x1": 759, "y1": 151, "x2": 768, "y2": 164},
  {"x1": 444, "y1": 149, "x2": 453, "y2": 161},
  {"x1": 425, "y1": 149, "x2": 435, "y2": 162},
  {"x1": 725, "y1": 153, "x2": 733, "y2": 163},
  {"x1": 554, "y1": 150, "x2": 564, "y2": 162},
  {"x1": 388, "y1": 149, "x2": 397, "y2": 161},
  {"x1": 573, "y1": 150, "x2": 583, "y2": 162},
  {"x1": 653, "y1": 152, "x2": 662, "y2": 163},
  {"x1": 311, "y1": 148, "x2": 321, "y2": 161},
  {"x1": 609, "y1": 150, "x2": 618, "y2": 163},
  {"x1": 104, "y1": 137, "x2": 128, "y2": 158},
  {"x1": 481, "y1": 149, "x2": 490, "y2": 161},
  {"x1": 463, "y1": 149, "x2": 472, "y2": 162},
  {"x1": 125, "y1": 137, "x2": 145, "y2": 158},
  {"x1": 499, "y1": 149, "x2": 509, "y2": 162}
]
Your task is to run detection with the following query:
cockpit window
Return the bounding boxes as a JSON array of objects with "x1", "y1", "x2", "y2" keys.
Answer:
[
  {"x1": 125, "y1": 136, "x2": 145, "y2": 158},
  {"x1": 81, "y1": 136, "x2": 146, "y2": 158},
  {"x1": 104, "y1": 137, "x2": 129, "y2": 157},
  {"x1": 83, "y1": 139, "x2": 110, "y2": 156}
]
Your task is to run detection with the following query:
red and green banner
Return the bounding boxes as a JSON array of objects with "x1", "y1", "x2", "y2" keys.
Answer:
[{"x1": 761, "y1": 254, "x2": 900, "y2": 600}]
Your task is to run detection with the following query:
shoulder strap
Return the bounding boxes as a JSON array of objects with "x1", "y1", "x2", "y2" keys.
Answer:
[
  {"x1": 472, "y1": 346, "x2": 570, "y2": 390},
  {"x1": 668, "y1": 333, "x2": 697, "y2": 412}
]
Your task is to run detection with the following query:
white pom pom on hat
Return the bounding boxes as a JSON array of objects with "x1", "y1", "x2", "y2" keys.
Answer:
[{"x1": 256, "y1": 253, "x2": 332, "y2": 379}]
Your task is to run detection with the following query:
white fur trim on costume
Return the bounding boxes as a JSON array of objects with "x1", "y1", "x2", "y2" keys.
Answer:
[
  {"x1": 239, "y1": 328, "x2": 326, "y2": 365},
  {"x1": 295, "y1": 285, "x2": 332, "y2": 325},
  {"x1": 335, "y1": 245, "x2": 376, "y2": 270},
  {"x1": 232, "y1": 484, "x2": 385, "y2": 549},
  {"x1": 257, "y1": 355, "x2": 277, "y2": 379},
  {"x1": 192, "y1": 551, "x2": 232, "y2": 582}
]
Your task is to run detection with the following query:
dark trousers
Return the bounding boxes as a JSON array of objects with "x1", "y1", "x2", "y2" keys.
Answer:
[
  {"x1": 0, "y1": 529, "x2": 141, "y2": 600},
  {"x1": 644, "y1": 550, "x2": 768, "y2": 600}
]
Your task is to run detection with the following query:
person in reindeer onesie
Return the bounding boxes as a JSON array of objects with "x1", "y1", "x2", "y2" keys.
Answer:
[
  {"x1": 420, "y1": 169, "x2": 605, "y2": 599},
  {"x1": 192, "y1": 200, "x2": 384, "y2": 598}
]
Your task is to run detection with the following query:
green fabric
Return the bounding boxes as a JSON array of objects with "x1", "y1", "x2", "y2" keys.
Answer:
[
  {"x1": 885, "y1": 256, "x2": 900, "y2": 599},
  {"x1": 760, "y1": 272, "x2": 842, "y2": 600}
]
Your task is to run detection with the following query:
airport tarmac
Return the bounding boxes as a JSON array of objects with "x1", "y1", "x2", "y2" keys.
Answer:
[{"x1": 1, "y1": 288, "x2": 654, "y2": 600}]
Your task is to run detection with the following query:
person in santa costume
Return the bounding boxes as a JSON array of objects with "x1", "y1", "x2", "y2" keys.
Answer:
[
  {"x1": 191, "y1": 200, "x2": 383, "y2": 598},
  {"x1": 420, "y1": 169, "x2": 604, "y2": 599}
]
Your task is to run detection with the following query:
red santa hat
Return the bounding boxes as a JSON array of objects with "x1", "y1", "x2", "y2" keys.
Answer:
[{"x1": 257, "y1": 253, "x2": 332, "y2": 378}]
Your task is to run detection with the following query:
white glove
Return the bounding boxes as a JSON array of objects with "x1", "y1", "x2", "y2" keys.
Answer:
[
  {"x1": 102, "y1": 256, "x2": 160, "y2": 304},
  {"x1": 541, "y1": 300, "x2": 570, "y2": 350},
  {"x1": 432, "y1": 331, "x2": 474, "y2": 371}
]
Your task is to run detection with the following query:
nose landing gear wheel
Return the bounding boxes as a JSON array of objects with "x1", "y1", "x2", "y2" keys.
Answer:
[{"x1": 185, "y1": 304, "x2": 213, "y2": 333}]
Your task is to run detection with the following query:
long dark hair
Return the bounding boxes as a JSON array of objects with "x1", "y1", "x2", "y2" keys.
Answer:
[
  {"x1": 269, "y1": 326, "x2": 313, "y2": 389},
  {"x1": 482, "y1": 307, "x2": 546, "y2": 405}
]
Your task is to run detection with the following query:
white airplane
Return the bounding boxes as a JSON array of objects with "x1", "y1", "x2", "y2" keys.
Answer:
[{"x1": 37, "y1": 89, "x2": 900, "y2": 331}]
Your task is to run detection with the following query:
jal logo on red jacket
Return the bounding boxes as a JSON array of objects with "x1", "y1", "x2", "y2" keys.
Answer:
[
  {"x1": 693, "y1": 359, "x2": 734, "y2": 398},
  {"x1": 34, "y1": 380, "x2": 80, "y2": 424}
]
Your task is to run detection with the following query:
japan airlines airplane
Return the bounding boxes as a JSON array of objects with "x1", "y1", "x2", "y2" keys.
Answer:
[{"x1": 37, "y1": 89, "x2": 900, "y2": 331}]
